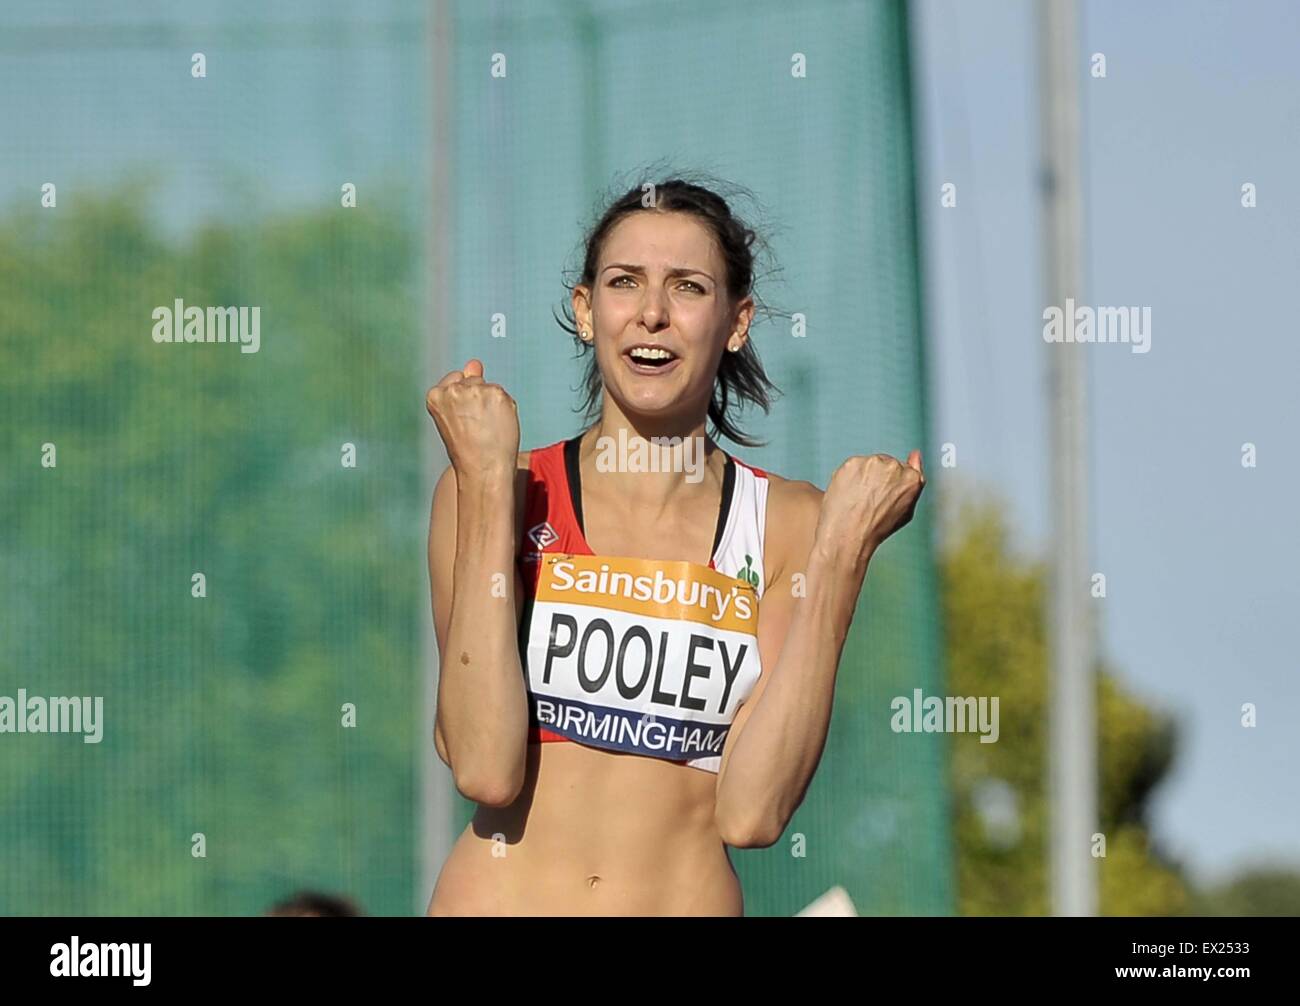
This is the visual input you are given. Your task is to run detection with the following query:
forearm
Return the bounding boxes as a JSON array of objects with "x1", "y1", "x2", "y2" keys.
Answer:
[
  {"x1": 439, "y1": 470, "x2": 529, "y2": 801},
  {"x1": 715, "y1": 544, "x2": 870, "y2": 844}
]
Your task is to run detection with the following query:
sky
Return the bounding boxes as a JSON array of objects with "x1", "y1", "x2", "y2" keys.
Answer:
[
  {"x1": 912, "y1": 0, "x2": 1300, "y2": 883},
  {"x1": 2, "y1": 0, "x2": 1296, "y2": 889}
]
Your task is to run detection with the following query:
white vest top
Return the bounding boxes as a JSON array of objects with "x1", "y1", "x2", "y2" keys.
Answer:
[{"x1": 517, "y1": 436, "x2": 772, "y2": 774}]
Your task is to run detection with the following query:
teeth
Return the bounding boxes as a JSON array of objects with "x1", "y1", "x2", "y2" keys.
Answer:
[{"x1": 630, "y1": 347, "x2": 673, "y2": 361}]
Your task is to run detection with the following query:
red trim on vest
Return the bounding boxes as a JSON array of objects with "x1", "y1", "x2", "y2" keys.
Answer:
[
  {"x1": 518, "y1": 441, "x2": 591, "y2": 574},
  {"x1": 518, "y1": 441, "x2": 591, "y2": 746},
  {"x1": 517, "y1": 440, "x2": 687, "y2": 761}
]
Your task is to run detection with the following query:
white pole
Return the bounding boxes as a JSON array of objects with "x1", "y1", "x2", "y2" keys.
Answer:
[
  {"x1": 1039, "y1": 0, "x2": 1098, "y2": 917},
  {"x1": 417, "y1": 0, "x2": 455, "y2": 915}
]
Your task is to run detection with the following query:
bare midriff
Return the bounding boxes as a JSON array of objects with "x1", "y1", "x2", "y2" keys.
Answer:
[{"x1": 427, "y1": 739, "x2": 743, "y2": 916}]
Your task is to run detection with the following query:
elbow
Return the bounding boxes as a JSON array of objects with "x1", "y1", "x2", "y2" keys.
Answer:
[
  {"x1": 458, "y1": 779, "x2": 521, "y2": 809},
  {"x1": 436, "y1": 720, "x2": 526, "y2": 807},
  {"x1": 453, "y1": 762, "x2": 525, "y2": 809},
  {"x1": 716, "y1": 808, "x2": 785, "y2": 850}
]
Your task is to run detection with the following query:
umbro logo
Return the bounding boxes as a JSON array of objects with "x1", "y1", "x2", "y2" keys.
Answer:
[{"x1": 528, "y1": 521, "x2": 559, "y2": 549}]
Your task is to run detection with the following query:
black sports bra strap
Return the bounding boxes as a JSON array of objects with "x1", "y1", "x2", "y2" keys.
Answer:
[
  {"x1": 564, "y1": 433, "x2": 585, "y2": 533},
  {"x1": 564, "y1": 432, "x2": 735, "y2": 561},
  {"x1": 711, "y1": 449, "x2": 736, "y2": 557}
]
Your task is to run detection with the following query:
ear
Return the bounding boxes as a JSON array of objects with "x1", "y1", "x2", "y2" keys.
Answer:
[
  {"x1": 572, "y1": 284, "x2": 594, "y2": 339},
  {"x1": 726, "y1": 296, "x2": 756, "y2": 352}
]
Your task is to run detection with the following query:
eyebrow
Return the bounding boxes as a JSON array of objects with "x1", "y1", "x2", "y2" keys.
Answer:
[{"x1": 601, "y1": 263, "x2": 715, "y2": 282}]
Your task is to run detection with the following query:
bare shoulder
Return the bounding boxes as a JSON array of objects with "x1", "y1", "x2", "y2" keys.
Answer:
[
  {"x1": 761, "y1": 470, "x2": 823, "y2": 578},
  {"x1": 764, "y1": 470, "x2": 823, "y2": 526}
]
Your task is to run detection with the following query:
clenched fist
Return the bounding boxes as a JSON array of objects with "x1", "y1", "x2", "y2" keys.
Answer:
[
  {"x1": 425, "y1": 359, "x2": 520, "y2": 479},
  {"x1": 815, "y1": 450, "x2": 926, "y2": 566}
]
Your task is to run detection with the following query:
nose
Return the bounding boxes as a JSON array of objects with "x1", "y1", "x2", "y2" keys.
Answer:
[{"x1": 639, "y1": 285, "x2": 669, "y2": 332}]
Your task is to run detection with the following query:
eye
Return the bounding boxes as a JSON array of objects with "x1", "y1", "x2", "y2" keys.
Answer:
[
  {"x1": 609, "y1": 275, "x2": 636, "y2": 288},
  {"x1": 679, "y1": 280, "x2": 706, "y2": 294}
]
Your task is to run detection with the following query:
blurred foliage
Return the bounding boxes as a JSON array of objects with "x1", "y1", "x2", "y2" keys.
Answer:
[
  {"x1": 943, "y1": 493, "x2": 1300, "y2": 915},
  {"x1": 942, "y1": 494, "x2": 1191, "y2": 916},
  {"x1": 0, "y1": 189, "x2": 427, "y2": 915},
  {"x1": 1191, "y1": 869, "x2": 1300, "y2": 916}
]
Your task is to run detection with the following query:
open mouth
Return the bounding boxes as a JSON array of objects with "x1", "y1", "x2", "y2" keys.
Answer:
[{"x1": 624, "y1": 345, "x2": 680, "y2": 373}]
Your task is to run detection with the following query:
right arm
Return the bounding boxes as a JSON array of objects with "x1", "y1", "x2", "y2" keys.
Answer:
[{"x1": 426, "y1": 360, "x2": 530, "y2": 807}]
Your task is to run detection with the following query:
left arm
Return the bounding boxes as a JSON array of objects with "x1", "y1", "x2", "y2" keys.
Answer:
[{"x1": 714, "y1": 452, "x2": 926, "y2": 848}]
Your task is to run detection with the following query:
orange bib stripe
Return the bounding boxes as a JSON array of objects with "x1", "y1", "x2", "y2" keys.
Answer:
[{"x1": 534, "y1": 554, "x2": 758, "y2": 634}]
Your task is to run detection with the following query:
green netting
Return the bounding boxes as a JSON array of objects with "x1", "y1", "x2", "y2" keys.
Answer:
[
  {"x1": 0, "y1": 0, "x2": 949, "y2": 918},
  {"x1": 447, "y1": 0, "x2": 951, "y2": 915},
  {"x1": 0, "y1": 0, "x2": 431, "y2": 916}
]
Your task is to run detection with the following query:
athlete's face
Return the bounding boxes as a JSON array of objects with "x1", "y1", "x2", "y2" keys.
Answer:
[{"x1": 577, "y1": 211, "x2": 753, "y2": 422}]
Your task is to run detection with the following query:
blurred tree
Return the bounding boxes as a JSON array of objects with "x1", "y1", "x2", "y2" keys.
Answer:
[
  {"x1": 1191, "y1": 869, "x2": 1300, "y2": 917},
  {"x1": 940, "y1": 492, "x2": 1191, "y2": 916},
  {"x1": 0, "y1": 190, "x2": 426, "y2": 914}
]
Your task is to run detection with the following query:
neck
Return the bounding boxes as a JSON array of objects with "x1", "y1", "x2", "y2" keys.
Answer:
[{"x1": 581, "y1": 403, "x2": 723, "y2": 504}]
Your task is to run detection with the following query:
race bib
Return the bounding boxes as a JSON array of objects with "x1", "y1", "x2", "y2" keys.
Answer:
[{"x1": 523, "y1": 554, "x2": 762, "y2": 763}]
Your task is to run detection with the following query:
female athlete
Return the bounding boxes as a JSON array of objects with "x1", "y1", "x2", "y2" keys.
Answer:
[{"x1": 424, "y1": 177, "x2": 925, "y2": 916}]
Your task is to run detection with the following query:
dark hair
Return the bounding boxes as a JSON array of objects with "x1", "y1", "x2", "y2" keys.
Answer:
[
  {"x1": 263, "y1": 890, "x2": 364, "y2": 917},
  {"x1": 555, "y1": 168, "x2": 783, "y2": 448}
]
